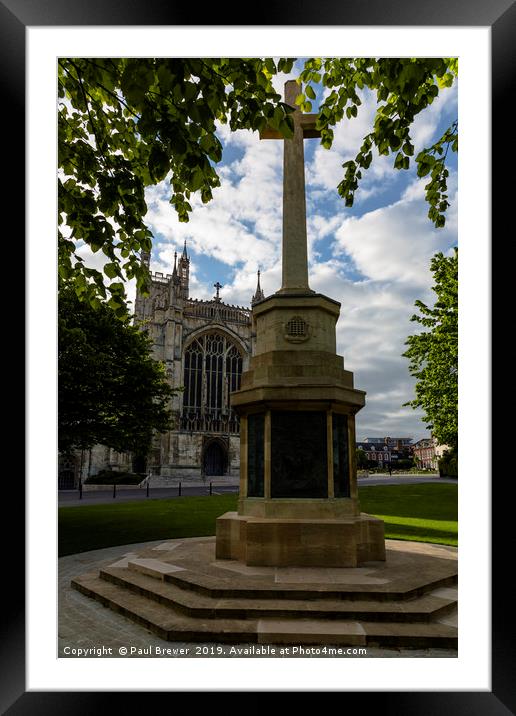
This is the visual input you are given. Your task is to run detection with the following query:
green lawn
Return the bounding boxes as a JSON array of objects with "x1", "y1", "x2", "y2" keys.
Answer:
[
  {"x1": 58, "y1": 483, "x2": 457, "y2": 556},
  {"x1": 58, "y1": 494, "x2": 238, "y2": 557},
  {"x1": 359, "y1": 483, "x2": 457, "y2": 547}
]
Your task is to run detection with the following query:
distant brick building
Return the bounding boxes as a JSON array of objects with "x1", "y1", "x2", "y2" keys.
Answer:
[
  {"x1": 359, "y1": 437, "x2": 414, "y2": 466},
  {"x1": 356, "y1": 441, "x2": 393, "y2": 467},
  {"x1": 412, "y1": 437, "x2": 448, "y2": 470}
]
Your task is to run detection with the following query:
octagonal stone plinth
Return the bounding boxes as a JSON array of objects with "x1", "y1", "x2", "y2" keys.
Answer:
[{"x1": 216, "y1": 511, "x2": 386, "y2": 568}]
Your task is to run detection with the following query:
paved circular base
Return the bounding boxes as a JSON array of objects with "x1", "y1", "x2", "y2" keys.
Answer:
[{"x1": 61, "y1": 538, "x2": 457, "y2": 658}]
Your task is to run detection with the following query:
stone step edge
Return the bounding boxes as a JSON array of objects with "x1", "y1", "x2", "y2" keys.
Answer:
[
  {"x1": 72, "y1": 572, "x2": 457, "y2": 648},
  {"x1": 257, "y1": 621, "x2": 457, "y2": 649},
  {"x1": 357, "y1": 621, "x2": 457, "y2": 650},
  {"x1": 71, "y1": 572, "x2": 258, "y2": 643},
  {"x1": 99, "y1": 566, "x2": 457, "y2": 623},
  {"x1": 162, "y1": 568, "x2": 458, "y2": 603}
]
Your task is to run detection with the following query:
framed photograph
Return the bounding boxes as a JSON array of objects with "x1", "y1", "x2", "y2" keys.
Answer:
[{"x1": 11, "y1": 0, "x2": 507, "y2": 709}]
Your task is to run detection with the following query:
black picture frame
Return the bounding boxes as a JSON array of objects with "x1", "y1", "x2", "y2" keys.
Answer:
[{"x1": 8, "y1": 0, "x2": 509, "y2": 710}]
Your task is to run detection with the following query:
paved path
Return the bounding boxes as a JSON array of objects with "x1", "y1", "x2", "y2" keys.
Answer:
[
  {"x1": 357, "y1": 475, "x2": 457, "y2": 487},
  {"x1": 59, "y1": 484, "x2": 238, "y2": 507},
  {"x1": 59, "y1": 540, "x2": 457, "y2": 659},
  {"x1": 59, "y1": 475, "x2": 456, "y2": 507}
]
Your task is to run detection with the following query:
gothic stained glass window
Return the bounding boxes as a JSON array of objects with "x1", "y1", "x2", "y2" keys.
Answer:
[
  {"x1": 226, "y1": 344, "x2": 243, "y2": 393},
  {"x1": 182, "y1": 333, "x2": 244, "y2": 432},
  {"x1": 205, "y1": 333, "x2": 225, "y2": 412},
  {"x1": 183, "y1": 338, "x2": 203, "y2": 410}
]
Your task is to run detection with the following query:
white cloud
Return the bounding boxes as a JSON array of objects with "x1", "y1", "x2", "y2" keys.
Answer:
[
  {"x1": 136, "y1": 72, "x2": 458, "y2": 440},
  {"x1": 303, "y1": 171, "x2": 457, "y2": 439},
  {"x1": 306, "y1": 82, "x2": 458, "y2": 207},
  {"x1": 334, "y1": 175, "x2": 457, "y2": 286},
  {"x1": 307, "y1": 259, "x2": 440, "y2": 440},
  {"x1": 144, "y1": 130, "x2": 284, "y2": 279}
]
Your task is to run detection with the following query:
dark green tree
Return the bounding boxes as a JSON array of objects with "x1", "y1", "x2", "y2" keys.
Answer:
[
  {"x1": 58, "y1": 285, "x2": 173, "y2": 456},
  {"x1": 403, "y1": 248, "x2": 458, "y2": 450},
  {"x1": 58, "y1": 57, "x2": 457, "y2": 312},
  {"x1": 356, "y1": 448, "x2": 369, "y2": 469}
]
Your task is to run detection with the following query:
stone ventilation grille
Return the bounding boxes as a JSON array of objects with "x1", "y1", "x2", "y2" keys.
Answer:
[{"x1": 286, "y1": 316, "x2": 307, "y2": 337}]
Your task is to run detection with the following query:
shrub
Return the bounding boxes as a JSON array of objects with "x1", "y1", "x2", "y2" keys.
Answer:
[
  {"x1": 394, "y1": 459, "x2": 415, "y2": 470},
  {"x1": 439, "y1": 450, "x2": 458, "y2": 477},
  {"x1": 84, "y1": 470, "x2": 146, "y2": 485}
]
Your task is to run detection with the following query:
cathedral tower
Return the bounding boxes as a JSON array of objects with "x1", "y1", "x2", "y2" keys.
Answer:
[{"x1": 177, "y1": 240, "x2": 190, "y2": 299}]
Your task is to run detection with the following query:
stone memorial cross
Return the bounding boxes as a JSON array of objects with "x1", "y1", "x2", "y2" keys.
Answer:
[{"x1": 260, "y1": 80, "x2": 321, "y2": 294}]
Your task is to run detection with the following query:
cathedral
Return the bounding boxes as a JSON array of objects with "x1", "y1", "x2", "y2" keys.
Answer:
[
  {"x1": 134, "y1": 240, "x2": 267, "y2": 481},
  {"x1": 59, "y1": 241, "x2": 265, "y2": 487}
]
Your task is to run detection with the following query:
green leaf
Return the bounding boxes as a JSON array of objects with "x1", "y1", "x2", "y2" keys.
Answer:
[
  {"x1": 104, "y1": 262, "x2": 119, "y2": 279},
  {"x1": 189, "y1": 167, "x2": 205, "y2": 192},
  {"x1": 264, "y1": 58, "x2": 276, "y2": 74},
  {"x1": 279, "y1": 118, "x2": 294, "y2": 139},
  {"x1": 148, "y1": 145, "x2": 169, "y2": 182},
  {"x1": 417, "y1": 163, "x2": 432, "y2": 178}
]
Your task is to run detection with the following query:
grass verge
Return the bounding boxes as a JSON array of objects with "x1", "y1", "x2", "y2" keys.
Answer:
[
  {"x1": 359, "y1": 483, "x2": 457, "y2": 546},
  {"x1": 59, "y1": 483, "x2": 457, "y2": 556}
]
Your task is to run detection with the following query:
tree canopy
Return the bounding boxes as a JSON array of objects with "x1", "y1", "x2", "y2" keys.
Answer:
[
  {"x1": 58, "y1": 57, "x2": 457, "y2": 313},
  {"x1": 403, "y1": 248, "x2": 458, "y2": 450},
  {"x1": 58, "y1": 285, "x2": 173, "y2": 455}
]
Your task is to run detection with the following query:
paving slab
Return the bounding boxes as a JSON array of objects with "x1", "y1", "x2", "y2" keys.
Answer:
[
  {"x1": 127, "y1": 558, "x2": 186, "y2": 578},
  {"x1": 257, "y1": 619, "x2": 366, "y2": 646}
]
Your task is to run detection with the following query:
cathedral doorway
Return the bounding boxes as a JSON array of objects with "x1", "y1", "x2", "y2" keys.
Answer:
[
  {"x1": 203, "y1": 440, "x2": 227, "y2": 476},
  {"x1": 132, "y1": 454, "x2": 147, "y2": 475}
]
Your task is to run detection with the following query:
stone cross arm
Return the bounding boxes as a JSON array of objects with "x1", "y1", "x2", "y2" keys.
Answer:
[{"x1": 260, "y1": 113, "x2": 321, "y2": 140}]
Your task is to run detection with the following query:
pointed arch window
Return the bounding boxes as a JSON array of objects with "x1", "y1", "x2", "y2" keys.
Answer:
[{"x1": 183, "y1": 332, "x2": 243, "y2": 421}]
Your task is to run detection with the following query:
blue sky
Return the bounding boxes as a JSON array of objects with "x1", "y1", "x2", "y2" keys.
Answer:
[{"x1": 78, "y1": 60, "x2": 458, "y2": 442}]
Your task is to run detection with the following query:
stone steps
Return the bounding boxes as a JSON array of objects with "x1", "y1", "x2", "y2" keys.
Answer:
[
  {"x1": 72, "y1": 571, "x2": 258, "y2": 643},
  {"x1": 160, "y1": 565, "x2": 457, "y2": 603},
  {"x1": 71, "y1": 570, "x2": 457, "y2": 648},
  {"x1": 99, "y1": 564, "x2": 457, "y2": 623},
  {"x1": 70, "y1": 538, "x2": 458, "y2": 650}
]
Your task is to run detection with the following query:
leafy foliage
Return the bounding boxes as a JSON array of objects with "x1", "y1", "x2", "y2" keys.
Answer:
[
  {"x1": 403, "y1": 248, "x2": 458, "y2": 449},
  {"x1": 438, "y1": 448, "x2": 458, "y2": 477},
  {"x1": 298, "y1": 57, "x2": 457, "y2": 227},
  {"x1": 59, "y1": 57, "x2": 457, "y2": 312},
  {"x1": 356, "y1": 447, "x2": 369, "y2": 469},
  {"x1": 58, "y1": 285, "x2": 174, "y2": 455},
  {"x1": 84, "y1": 470, "x2": 144, "y2": 485},
  {"x1": 58, "y1": 58, "x2": 295, "y2": 312}
]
